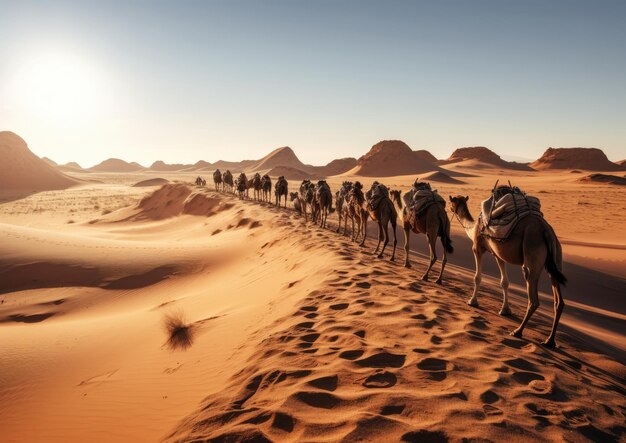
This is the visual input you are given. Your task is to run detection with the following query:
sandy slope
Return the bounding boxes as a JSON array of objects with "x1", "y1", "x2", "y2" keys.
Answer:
[{"x1": 0, "y1": 175, "x2": 624, "y2": 442}]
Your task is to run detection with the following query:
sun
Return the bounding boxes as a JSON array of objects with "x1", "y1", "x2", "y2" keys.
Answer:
[{"x1": 10, "y1": 50, "x2": 109, "y2": 124}]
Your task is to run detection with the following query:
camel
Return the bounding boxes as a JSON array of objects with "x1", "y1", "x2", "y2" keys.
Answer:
[
  {"x1": 246, "y1": 178, "x2": 254, "y2": 199},
  {"x1": 314, "y1": 180, "x2": 333, "y2": 229},
  {"x1": 289, "y1": 192, "x2": 302, "y2": 214},
  {"x1": 275, "y1": 176, "x2": 288, "y2": 208},
  {"x1": 365, "y1": 182, "x2": 398, "y2": 260},
  {"x1": 298, "y1": 180, "x2": 315, "y2": 222},
  {"x1": 335, "y1": 181, "x2": 353, "y2": 235},
  {"x1": 347, "y1": 181, "x2": 368, "y2": 246},
  {"x1": 448, "y1": 191, "x2": 566, "y2": 347},
  {"x1": 261, "y1": 175, "x2": 272, "y2": 202},
  {"x1": 236, "y1": 172, "x2": 248, "y2": 200},
  {"x1": 213, "y1": 169, "x2": 222, "y2": 191},
  {"x1": 223, "y1": 170, "x2": 234, "y2": 193},
  {"x1": 390, "y1": 181, "x2": 453, "y2": 284},
  {"x1": 252, "y1": 173, "x2": 262, "y2": 201}
]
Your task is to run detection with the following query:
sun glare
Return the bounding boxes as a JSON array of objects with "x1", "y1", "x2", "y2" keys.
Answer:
[{"x1": 10, "y1": 51, "x2": 108, "y2": 124}]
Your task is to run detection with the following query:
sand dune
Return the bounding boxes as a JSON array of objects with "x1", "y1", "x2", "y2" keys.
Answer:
[
  {"x1": 578, "y1": 173, "x2": 626, "y2": 186},
  {"x1": 149, "y1": 161, "x2": 194, "y2": 171},
  {"x1": 265, "y1": 166, "x2": 315, "y2": 180},
  {"x1": 0, "y1": 131, "x2": 79, "y2": 194},
  {"x1": 531, "y1": 147, "x2": 624, "y2": 171},
  {"x1": 0, "y1": 170, "x2": 624, "y2": 442},
  {"x1": 132, "y1": 177, "x2": 171, "y2": 187},
  {"x1": 418, "y1": 170, "x2": 465, "y2": 184},
  {"x1": 315, "y1": 157, "x2": 358, "y2": 176},
  {"x1": 347, "y1": 140, "x2": 441, "y2": 177}
]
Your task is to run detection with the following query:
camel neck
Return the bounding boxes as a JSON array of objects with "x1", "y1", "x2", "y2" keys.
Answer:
[{"x1": 456, "y1": 204, "x2": 476, "y2": 238}]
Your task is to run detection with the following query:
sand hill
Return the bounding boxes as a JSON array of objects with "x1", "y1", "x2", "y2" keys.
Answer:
[
  {"x1": 90, "y1": 158, "x2": 146, "y2": 172},
  {"x1": 249, "y1": 146, "x2": 306, "y2": 172},
  {"x1": 617, "y1": 159, "x2": 626, "y2": 166},
  {"x1": 132, "y1": 178, "x2": 171, "y2": 187},
  {"x1": 42, "y1": 157, "x2": 58, "y2": 166},
  {"x1": 578, "y1": 173, "x2": 626, "y2": 186},
  {"x1": 531, "y1": 147, "x2": 624, "y2": 171},
  {"x1": 419, "y1": 170, "x2": 465, "y2": 184},
  {"x1": 0, "y1": 131, "x2": 78, "y2": 192},
  {"x1": 347, "y1": 140, "x2": 440, "y2": 177},
  {"x1": 444, "y1": 147, "x2": 533, "y2": 171},
  {"x1": 415, "y1": 149, "x2": 438, "y2": 163}
]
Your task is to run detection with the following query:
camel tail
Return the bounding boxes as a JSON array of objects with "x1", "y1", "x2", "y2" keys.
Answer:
[
  {"x1": 439, "y1": 210, "x2": 454, "y2": 254},
  {"x1": 544, "y1": 229, "x2": 567, "y2": 286}
]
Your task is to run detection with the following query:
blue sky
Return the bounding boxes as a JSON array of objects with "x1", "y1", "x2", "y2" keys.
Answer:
[{"x1": 1, "y1": 0, "x2": 625, "y2": 166}]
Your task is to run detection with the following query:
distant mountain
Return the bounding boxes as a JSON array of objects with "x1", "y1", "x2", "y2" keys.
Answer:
[
  {"x1": 248, "y1": 146, "x2": 306, "y2": 172},
  {"x1": 42, "y1": 157, "x2": 58, "y2": 166},
  {"x1": 347, "y1": 140, "x2": 441, "y2": 177},
  {"x1": 149, "y1": 160, "x2": 193, "y2": 171},
  {"x1": 531, "y1": 148, "x2": 625, "y2": 171},
  {"x1": 317, "y1": 157, "x2": 357, "y2": 176},
  {"x1": 443, "y1": 147, "x2": 533, "y2": 171},
  {"x1": 90, "y1": 158, "x2": 146, "y2": 172}
]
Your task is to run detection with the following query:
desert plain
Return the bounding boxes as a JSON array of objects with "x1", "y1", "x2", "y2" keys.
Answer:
[{"x1": 0, "y1": 131, "x2": 624, "y2": 442}]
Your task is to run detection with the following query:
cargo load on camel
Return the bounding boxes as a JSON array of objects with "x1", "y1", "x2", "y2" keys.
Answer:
[
  {"x1": 478, "y1": 182, "x2": 542, "y2": 240},
  {"x1": 402, "y1": 181, "x2": 446, "y2": 227},
  {"x1": 365, "y1": 181, "x2": 390, "y2": 211}
]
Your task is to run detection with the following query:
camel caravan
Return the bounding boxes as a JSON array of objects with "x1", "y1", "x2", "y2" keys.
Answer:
[{"x1": 201, "y1": 173, "x2": 566, "y2": 347}]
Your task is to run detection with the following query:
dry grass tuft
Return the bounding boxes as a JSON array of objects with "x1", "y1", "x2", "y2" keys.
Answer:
[{"x1": 164, "y1": 311, "x2": 195, "y2": 350}]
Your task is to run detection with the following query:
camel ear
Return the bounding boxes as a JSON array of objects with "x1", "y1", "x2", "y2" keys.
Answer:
[
  {"x1": 465, "y1": 196, "x2": 469, "y2": 201},
  {"x1": 448, "y1": 195, "x2": 453, "y2": 202}
]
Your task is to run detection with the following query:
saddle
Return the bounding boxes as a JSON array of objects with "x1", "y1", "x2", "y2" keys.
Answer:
[
  {"x1": 478, "y1": 186, "x2": 542, "y2": 240},
  {"x1": 366, "y1": 182, "x2": 389, "y2": 211},
  {"x1": 405, "y1": 188, "x2": 445, "y2": 226}
]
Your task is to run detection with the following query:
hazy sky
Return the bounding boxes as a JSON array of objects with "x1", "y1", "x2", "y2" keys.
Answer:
[{"x1": 1, "y1": 0, "x2": 625, "y2": 167}]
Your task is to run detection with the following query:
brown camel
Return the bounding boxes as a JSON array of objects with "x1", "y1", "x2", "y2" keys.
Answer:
[
  {"x1": 448, "y1": 193, "x2": 566, "y2": 347},
  {"x1": 347, "y1": 181, "x2": 368, "y2": 246},
  {"x1": 275, "y1": 176, "x2": 288, "y2": 208},
  {"x1": 236, "y1": 173, "x2": 248, "y2": 200},
  {"x1": 213, "y1": 169, "x2": 223, "y2": 191},
  {"x1": 252, "y1": 173, "x2": 262, "y2": 201},
  {"x1": 390, "y1": 182, "x2": 453, "y2": 284},
  {"x1": 223, "y1": 170, "x2": 234, "y2": 193},
  {"x1": 314, "y1": 180, "x2": 333, "y2": 229},
  {"x1": 261, "y1": 175, "x2": 272, "y2": 202},
  {"x1": 289, "y1": 192, "x2": 302, "y2": 214},
  {"x1": 335, "y1": 181, "x2": 352, "y2": 235},
  {"x1": 298, "y1": 180, "x2": 315, "y2": 222},
  {"x1": 365, "y1": 182, "x2": 398, "y2": 261}
]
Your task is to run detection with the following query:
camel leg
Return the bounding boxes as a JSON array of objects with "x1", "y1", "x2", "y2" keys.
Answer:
[
  {"x1": 336, "y1": 209, "x2": 341, "y2": 233},
  {"x1": 403, "y1": 226, "x2": 411, "y2": 268},
  {"x1": 359, "y1": 215, "x2": 367, "y2": 247},
  {"x1": 511, "y1": 265, "x2": 540, "y2": 338},
  {"x1": 435, "y1": 234, "x2": 448, "y2": 285},
  {"x1": 373, "y1": 221, "x2": 382, "y2": 256},
  {"x1": 421, "y1": 233, "x2": 437, "y2": 281},
  {"x1": 495, "y1": 257, "x2": 511, "y2": 316},
  {"x1": 379, "y1": 220, "x2": 390, "y2": 259},
  {"x1": 351, "y1": 216, "x2": 355, "y2": 242},
  {"x1": 390, "y1": 217, "x2": 397, "y2": 262},
  {"x1": 468, "y1": 248, "x2": 483, "y2": 307},
  {"x1": 544, "y1": 276, "x2": 565, "y2": 347}
]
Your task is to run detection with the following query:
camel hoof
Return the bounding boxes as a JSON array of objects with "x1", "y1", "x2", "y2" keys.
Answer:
[
  {"x1": 435, "y1": 279, "x2": 443, "y2": 285},
  {"x1": 377, "y1": 253, "x2": 384, "y2": 259},
  {"x1": 467, "y1": 299, "x2": 478, "y2": 307},
  {"x1": 389, "y1": 257, "x2": 395, "y2": 262},
  {"x1": 420, "y1": 275, "x2": 429, "y2": 281},
  {"x1": 510, "y1": 329, "x2": 523, "y2": 338},
  {"x1": 404, "y1": 262, "x2": 411, "y2": 269},
  {"x1": 542, "y1": 339, "x2": 556, "y2": 348},
  {"x1": 499, "y1": 307, "x2": 512, "y2": 316}
]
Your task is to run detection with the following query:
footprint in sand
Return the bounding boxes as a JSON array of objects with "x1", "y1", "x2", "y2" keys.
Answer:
[
  {"x1": 512, "y1": 371, "x2": 545, "y2": 384},
  {"x1": 355, "y1": 352, "x2": 406, "y2": 368},
  {"x1": 380, "y1": 404, "x2": 405, "y2": 416},
  {"x1": 480, "y1": 389, "x2": 500, "y2": 404},
  {"x1": 294, "y1": 391, "x2": 340, "y2": 409},
  {"x1": 401, "y1": 430, "x2": 449, "y2": 443},
  {"x1": 306, "y1": 375, "x2": 338, "y2": 391},
  {"x1": 339, "y1": 350, "x2": 365, "y2": 360},
  {"x1": 330, "y1": 303, "x2": 349, "y2": 310},
  {"x1": 483, "y1": 404, "x2": 503, "y2": 416},
  {"x1": 271, "y1": 411, "x2": 295, "y2": 432},
  {"x1": 363, "y1": 370, "x2": 397, "y2": 388}
]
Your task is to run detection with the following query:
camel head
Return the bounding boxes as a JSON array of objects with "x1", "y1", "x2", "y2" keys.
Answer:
[
  {"x1": 289, "y1": 192, "x2": 299, "y2": 201},
  {"x1": 448, "y1": 195, "x2": 469, "y2": 215},
  {"x1": 390, "y1": 189, "x2": 402, "y2": 208},
  {"x1": 354, "y1": 181, "x2": 363, "y2": 190}
]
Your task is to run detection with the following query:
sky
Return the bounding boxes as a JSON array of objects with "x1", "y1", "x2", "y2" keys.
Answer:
[{"x1": 1, "y1": 0, "x2": 625, "y2": 167}]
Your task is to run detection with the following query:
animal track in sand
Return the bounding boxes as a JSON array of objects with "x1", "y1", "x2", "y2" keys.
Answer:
[
  {"x1": 339, "y1": 350, "x2": 365, "y2": 360},
  {"x1": 505, "y1": 358, "x2": 538, "y2": 372},
  {"x1": 380, "y1": 404, "x2": 405, "y2": 415},
  {"x1": 294, "y1": 391, "x2": 340, "y2": 409},
  {"x1": 330, "y1": 303, "x2": 349, "y2": 310},
  {"x1": 512, "y1": 371, "x2": 545, "y2": 384},
  {"x1": 363, "y1": 370, "x2": 397, "y2": 388},
  {"x1": 401, "y1": 429, "x2": 449, "y2": 443},
  {"x1": 306, "y1": 375, "x2": 338, "y2": 391},
  {"x1": 483, "y1": 404, "x2": 503, "y2": 416},
  {"x1": 271, "y1": 411, "x2": 295, "y2": 432},
  {"x1": 355, "y1": 352, "x2": 406, "y2": 368},
  {"x1": 417, "y1": 358, "x2": 453, "y2": 372},
  {"x1": 480, "y1": 389, "x2": 500, "y2": 404}
]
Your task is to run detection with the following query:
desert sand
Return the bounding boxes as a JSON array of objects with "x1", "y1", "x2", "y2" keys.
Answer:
[{"x1": 1, "y1": 138, "x2": 625, "y2": 442}]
